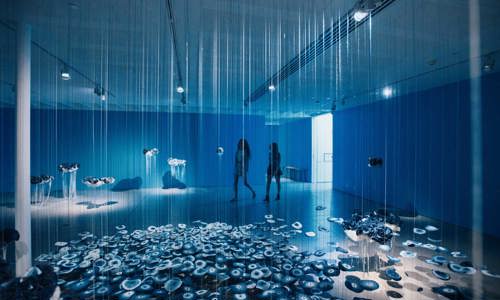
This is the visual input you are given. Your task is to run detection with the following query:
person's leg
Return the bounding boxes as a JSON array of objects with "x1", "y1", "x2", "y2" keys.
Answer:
[
  {"x1": 231, "y1": 175, "x2": 239, "y2": 201},
  {"x1": 265, "y1": 174, "x2": 272, "y2": 201},
  {"x1": 275, "y1": 175, "x2": 281, "y2": 200},
  {"x1": 244, "y1": 174, "x2": 256, "y2": 198}
]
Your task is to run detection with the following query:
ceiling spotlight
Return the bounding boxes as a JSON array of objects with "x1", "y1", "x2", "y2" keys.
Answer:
[
  {"x1": 353, "y1": 11, "x2": 369, "y2": 22},
  {"x1": 94, "y1": 85, "x2": 106, "y2": 101},
  {"x1": 176, "y1": 85, "x2": 185, "y2": 94},
  {"x1": 483, "y1": 55, "x2": 495, "y2": 72},
  {"x1": 268, "y1": 84, "x2": 276, "y2": 92},
  {"x1": 60, "y1": 65, "x2": 71, "y2": 80},
  {"x1": 353, "y1": 0, "x2": 376, "y2": 22},
  {"x1": 382, "y1": 86, "x2": 394, "y2": 99}
]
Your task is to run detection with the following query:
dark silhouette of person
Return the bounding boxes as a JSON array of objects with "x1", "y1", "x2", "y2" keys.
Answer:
[
  {"x1": 231, "y1": 139, "x2": 256, "y2": 201},
  {"x1": 265, "y1": 142, "x2": 282, "y2": 201}
]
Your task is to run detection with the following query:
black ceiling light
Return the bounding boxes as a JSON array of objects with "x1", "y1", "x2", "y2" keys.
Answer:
[
  {"x1": 61, "y1": 3, "x2": 73, "y2": 81},
  {"x1": 94, "y1": 85, "x2": 106, "y2": 101},
  {"x1": 483, "y1": 55, "x2": 495, "y2": 72},
  {"x1": 353, "y1": 0, "x2": 377, "y2": 22},
  {"x1": 60, "y1": 65, "x2": 71, "y2": 80},
  {"x1": 176, "y1": 85, "x2": 185, "y2": 94},
  {"x1": 166, "y1": 0, "x2": 186, "y2": 104}
]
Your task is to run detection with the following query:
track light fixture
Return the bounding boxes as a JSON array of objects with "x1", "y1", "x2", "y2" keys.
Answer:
[
  {"x1": 60, "y1": 65, "x2": 71, "y2": 80},
  {"x1": 94, "y1": 85, "x2": 106, "y2": 101},
  {"x1": 483, "y1": 55, "x2": 495, "y2": 73},
  {"x1": 268, "y1": 84, "x2": 276, "y2": 92},
  {"x1": 353, "y1": 0, "x2": 376, "y2": 22},
  {"x1": 176, "y1": 85, "x2": 185, "y2": 94}
]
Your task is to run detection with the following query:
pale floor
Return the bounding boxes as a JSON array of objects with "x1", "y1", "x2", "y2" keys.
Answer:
[{"x1": 1, "y1": 182, "x2": 500, "y2": 299}]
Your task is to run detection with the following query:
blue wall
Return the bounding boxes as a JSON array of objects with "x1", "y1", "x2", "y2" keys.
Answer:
[
  {"x1": 0, "y1": 110, "x2": 279, "y2": 193},
  {"x1": 333, "y1": 72, "x2": 500, "y2": 237},
  {"x1": 278, "y1": 118, "x2": 312, "y2": 181}
]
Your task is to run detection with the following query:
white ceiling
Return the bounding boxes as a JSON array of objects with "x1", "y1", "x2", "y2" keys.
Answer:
[{"x1": 0, "y1": 0, "x2": 499, "y2": 119}]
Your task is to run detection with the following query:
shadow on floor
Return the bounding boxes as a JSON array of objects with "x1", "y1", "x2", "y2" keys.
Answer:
[{"x1": 75, "y1": 200, "x2": 118, "y2": 210}]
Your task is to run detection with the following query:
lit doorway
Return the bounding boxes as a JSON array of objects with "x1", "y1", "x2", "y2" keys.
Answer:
[{"x1": 311, "y1": 113, "x2": 333, "y2": 182}]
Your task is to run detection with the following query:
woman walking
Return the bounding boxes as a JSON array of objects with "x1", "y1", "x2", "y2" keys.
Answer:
[{"x1": 231, "y1": 138, "x2": 256, "y2": 201}]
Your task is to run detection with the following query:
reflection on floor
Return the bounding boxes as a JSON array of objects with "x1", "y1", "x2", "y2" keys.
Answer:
[{"x1": 1, "y1": 182, "x2": 500, "y2": 299}]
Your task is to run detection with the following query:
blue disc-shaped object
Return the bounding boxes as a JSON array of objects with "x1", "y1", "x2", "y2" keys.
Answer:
[
  {"x1": 299, "y1": 278, "x2": 317, "y2": 290},
  {"x1": 400, "y1": 250, "x2": 417, "y2": 258},
  {"x1": 432, "y1": 285, "x2": 462, "y2": 299},
  {"x1": 95, "y1": 285, "x2": 112, "y2": 297},
  {"x1": 385, "y1": 268, "x2": 402, "y2": 281},
  {"x1": 152, "y1": 289, "x2": 167, "y2": 298},
  {"x1": 291, "y1": 268, "x2": 304, "y2": 277},
  {"x1": 230, "y1": 268, "x2": 243, "y2": 279},
  {"x1": 360, "y1": 279, "x2": 379, "y2": 291},
  {"x1": 432, "y1": 255, "x2": 448, "y2": 265},
  {"x1": 387, "y1": 255, "x2": 401, "y2": 264},
  {"x1": 164, "y1": 277, "x2": 183, "y2": 293},
  {"x1": 234, "y1": 294, "x2": 248, "y2": 300},
  {"x1": 339, "y1": 261, "x2": 354, "y2": 271},
  {"x1": 133, "y1": 294, "x2": 154, "y2": 300},
  {"x1": 231, "y1": 284, "x2": 247, "y2": 294},
  {"x1": 137, "y1": 283, "x2": 153, "y2": 293},
  {"x1": 65, "y1": 279, "x2": 90, "y2": 292},
  {"x1": 324, "y1": 267, "x2": 340, "y2": 277},
  {"x1": 345, "y1": 275, "x2": 363, "y2": 293},
  {"x1": 386, "y1": 290, "x2": 403, "y2": 298},
  {"x1": 117, "y1": 291, "x2": 135, "y2": 300},
  {"x1": 120, "y1": 278, "x2": 142, "y2": 291},
  {"x1": 432, "y1": 270, "x2": 451, "y2": 281},
  {"x1": 448, "y1": 263, "x2": 467, "y2": 274},
  {"x1": 251, "y1": 269, "x2": 264, "y2": 280},
  {"x1": 256, "y1": 280, "x2": 271, "y2": 291},
  {"x1": 281, "y1": 275, "x2": 297, "y2": 285},
  {"x1": 318, "y1": 279, "x2": 334, "y2": 291},
  {"x1": 193, "y1": 267, "x2": 208, "y2": 277},
  {"x1": 153, "y1": 274, "x2": 169, "y2": 285}
]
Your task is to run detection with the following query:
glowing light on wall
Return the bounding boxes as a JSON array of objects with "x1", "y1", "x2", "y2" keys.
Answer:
[{"x1": 382, "y1": 86, "x2": 394, "y2": 99}]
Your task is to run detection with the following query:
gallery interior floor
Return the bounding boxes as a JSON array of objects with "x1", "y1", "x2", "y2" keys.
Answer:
[{"x1": 1, "y1": 182, "x2": 499, "y2": 299}]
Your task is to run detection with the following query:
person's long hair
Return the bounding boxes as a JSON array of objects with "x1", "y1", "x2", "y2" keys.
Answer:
[{"x1": 237, "y1": 138, "x2": 251, "y2": 158}]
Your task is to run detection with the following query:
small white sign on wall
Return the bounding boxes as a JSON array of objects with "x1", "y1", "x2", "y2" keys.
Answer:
[{"x1": 323, "y1": 153, "x2": 333, "y2": 162}]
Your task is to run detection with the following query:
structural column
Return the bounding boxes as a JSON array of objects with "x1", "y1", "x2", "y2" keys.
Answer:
[{"x1": 15, "y1": 22, "x2": 31, "y2": 276}]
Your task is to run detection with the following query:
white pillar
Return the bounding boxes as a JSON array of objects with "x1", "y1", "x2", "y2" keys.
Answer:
[{"x1": 15, "y1": 22, "x2": 31, "y2": 276}]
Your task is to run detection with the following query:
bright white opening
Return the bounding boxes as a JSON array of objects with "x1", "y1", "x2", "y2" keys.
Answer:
[
  {"x1": 311, "y1": 113, "x2": 333, "y2": 183},
  {"x1": 268, "y1": 84, "x2": 276, "y2": 92},
  {"x1": 176, "y1": 86, "x2": 185, "y2": 93}
]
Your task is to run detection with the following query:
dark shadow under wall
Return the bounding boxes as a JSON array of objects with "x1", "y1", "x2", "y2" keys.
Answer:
[
  {"x1": 162, "y1": 171, "x2": 187, "y2": 189},
  {"x1": 111, "y1": 177, "x2": 143, "y2": 192}
]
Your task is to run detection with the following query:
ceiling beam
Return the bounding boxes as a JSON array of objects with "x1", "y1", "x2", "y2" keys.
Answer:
[{"x1": 244, "y1": 0, "x2": 396, "y2": 106}]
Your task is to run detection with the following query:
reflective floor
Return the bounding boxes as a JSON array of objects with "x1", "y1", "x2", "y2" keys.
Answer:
[{"x1": 2, "y1": 182, "x2": 500, "y2": 299}]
